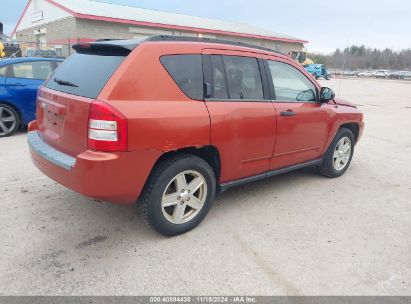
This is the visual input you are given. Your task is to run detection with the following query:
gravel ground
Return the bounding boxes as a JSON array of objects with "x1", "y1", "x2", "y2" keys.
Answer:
[{"x1": 0, "y1": 78, "x2": 410, "y2": 295}]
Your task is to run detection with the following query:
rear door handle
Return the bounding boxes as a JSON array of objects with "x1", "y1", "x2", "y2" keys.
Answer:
[{"x1": 280, "y1": 110, "x2": 297, "y2": 117}]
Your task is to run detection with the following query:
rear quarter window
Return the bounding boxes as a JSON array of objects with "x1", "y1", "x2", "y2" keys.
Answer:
[{"x1": 160, "y1": 55, "x2": 204, "y2": 100}]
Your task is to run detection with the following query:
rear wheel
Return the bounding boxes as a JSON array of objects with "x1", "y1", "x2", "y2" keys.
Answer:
[
  {"x1": 0, "y1": 104, "x2": 19, "y2": 137},
  {"x1": 318, "y1": 128, "x2": 355, "y2": 178},
  {"x1": 139, "y1": 154, "x2": 216, "y2": 236},
  {"x1": 325, "y1": 74, "x2": 331, "y2": 80}
]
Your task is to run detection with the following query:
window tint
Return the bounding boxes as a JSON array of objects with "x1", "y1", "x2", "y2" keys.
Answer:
[
  {"x1": 268, "y1": 61, "x2": 317, "y2": 102},
  {"x1": 10, "y1": 61, "x2": 53, "y2": 80},
  {"x1": 161, "y1": 55, "x2": 204, "y2": 100},
  {"x1": 222, "y1": 56, "x2": 264, "y2": 100},
  {"x1": 46, "y1": 53, "x2": 125, "y2": 99},
  {"x1": 0, "y1": 66, "x2": 7, "y2": 77},
  {"x1": 210, "y1": 55, "x2": 228, "y2": 99}
]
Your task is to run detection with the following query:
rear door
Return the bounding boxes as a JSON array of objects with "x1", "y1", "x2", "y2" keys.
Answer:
[
  {"x1": 265, "y1": 58, "x2": 331, "y2": 169},
  {"x1": 203, "y1": 49, "x2": 277, "y2": 182},
  {"x1": 5, "y1": 61, "x2": 53, "y2": 122}
]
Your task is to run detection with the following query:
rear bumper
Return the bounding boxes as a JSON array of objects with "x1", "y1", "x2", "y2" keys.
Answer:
[{"x1": 28, "y1": 129, "x2": 161, "y2": 205}]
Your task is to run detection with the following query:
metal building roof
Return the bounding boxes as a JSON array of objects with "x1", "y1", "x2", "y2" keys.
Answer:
[{"x1": 15, "y1": 0, "x2": 307, "y2": 44}]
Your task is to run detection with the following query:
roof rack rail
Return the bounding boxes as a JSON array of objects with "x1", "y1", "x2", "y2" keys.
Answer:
[{"x1": 144, "y1": 35, "x2": 285, "y2": 56}]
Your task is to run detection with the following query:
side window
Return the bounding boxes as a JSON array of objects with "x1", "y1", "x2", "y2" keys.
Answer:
[
  {"x1": 0, "y1": 66, "x2": 7, "y2": 77},
  {"x1": 222, "y1": 56, "x2": 264, "y2": 100},
  {"x1": 268, "y1": 60, "x2": 317, "y2": 102},
  {"x1": 10, "y1": 61, "x2": 53, "y2": 80},
  {"x1": 160, "y1": 55, "x2": 204, "y2": 100},
  {"x1": 210, "y1": 55, "x2": 228, "y2": 99}
]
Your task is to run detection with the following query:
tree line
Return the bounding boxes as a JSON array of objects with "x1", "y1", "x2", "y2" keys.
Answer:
[{"x1": 308, "y1": 45, "x2": 411, "y2": 71}]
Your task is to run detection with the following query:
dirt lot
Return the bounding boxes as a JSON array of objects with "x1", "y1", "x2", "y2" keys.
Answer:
[{"x1": 0, "y1": 78, "x2": 410, "y2": 295}]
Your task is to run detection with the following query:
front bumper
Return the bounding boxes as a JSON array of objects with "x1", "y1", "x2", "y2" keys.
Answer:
[{"x1": 28, "y1": 130, "x2": 161, "y2": 205}]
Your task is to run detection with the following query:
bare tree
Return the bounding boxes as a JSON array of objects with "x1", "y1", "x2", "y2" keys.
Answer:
[{"x1": 308, "y1": 46, "x2": 411, "y2": 70}]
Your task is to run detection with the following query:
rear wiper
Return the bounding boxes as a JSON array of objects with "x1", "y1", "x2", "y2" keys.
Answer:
[{"x1": 54, "y1": 78, "x2": 79, "y2": 87}]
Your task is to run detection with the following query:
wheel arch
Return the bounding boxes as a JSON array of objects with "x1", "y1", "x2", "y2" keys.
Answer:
[
  {"x1": 339, "y1": 122, "x2": 360, "y2": 143},
  {"x1": 152, "y1": 146, "x2": 221, "y2": 184}
]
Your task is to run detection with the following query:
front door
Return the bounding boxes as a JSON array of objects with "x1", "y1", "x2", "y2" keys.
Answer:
[
  {"x1": 203, "y1": 50, "x2": 277, "y2": 182},
  {"x1": 265, "y1": 59, "x2": 332, "y2": 169}
]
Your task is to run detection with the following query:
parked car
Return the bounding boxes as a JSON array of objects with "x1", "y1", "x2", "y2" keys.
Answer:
[
  {"x1": 0, "y1": 34, "x2": 22, "y2": 58},
  {"x1": 0, "y1": 57, "x2": 63, "y2": 137},
  {"x1": 342, "y1": 70, "x2": 357, "y2": 77},
  {"x1": 389, "y1": 71, "x2": 411, "y2": 80},
  {"x1": 328, "y1": 69, "x2": 344, "y2": 77},
  {"x1": 357, "y1": 71, "x2": 375, "y2": 77},
  {"x1": 28, "y1": 36, "x2": 364, "y2": 236},
  {"x1": 304, "y1": 64, "x2": 332, "y2": 80},
  {"x1": 374, "y1": 70, "x2": 390, "y2": 78}
]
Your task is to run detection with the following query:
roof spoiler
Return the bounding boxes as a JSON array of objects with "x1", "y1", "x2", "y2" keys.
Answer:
[{"x1": 73, "y1": 40, "x2": 139, "y2": 56}]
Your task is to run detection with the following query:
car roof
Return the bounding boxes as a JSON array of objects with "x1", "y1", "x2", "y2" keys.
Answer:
[{"x1": 0, "y1": 57, "x2": 64, "y2": 67}]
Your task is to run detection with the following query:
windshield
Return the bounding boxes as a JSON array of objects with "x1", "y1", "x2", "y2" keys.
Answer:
[{"x1": 45, "y1": 53, "x2": 126, "y2": 99}]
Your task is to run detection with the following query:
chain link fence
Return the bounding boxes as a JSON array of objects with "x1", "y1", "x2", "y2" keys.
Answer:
[{"x1": 16, "y1": 41, "x2": 73, "y2": 58}]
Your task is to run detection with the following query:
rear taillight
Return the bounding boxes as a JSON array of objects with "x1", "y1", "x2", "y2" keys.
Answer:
[{"x1": 88, "y1": 101, "x2": 127, "y2": 152}]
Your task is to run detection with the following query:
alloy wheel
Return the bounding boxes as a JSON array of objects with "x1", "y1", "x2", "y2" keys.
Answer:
[
  {"x1": 0, "y1": 106, "x2": 17, "y2": 136},
  {"x1": 161, "y1": 170, "x2": 207, "y2": 225},
  {"x1": 333, "y1": 137, "x2": 352, "y2": 171}
]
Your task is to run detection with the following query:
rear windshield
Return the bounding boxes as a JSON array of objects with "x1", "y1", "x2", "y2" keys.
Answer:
[{"x1": 45, "y1": 53, "x2": 125, "y2": 99}]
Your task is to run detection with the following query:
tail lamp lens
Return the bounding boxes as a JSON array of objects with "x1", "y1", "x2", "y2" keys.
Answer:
[{"x1": 88, "y1": 101, "x2": 127, "y2": 152}]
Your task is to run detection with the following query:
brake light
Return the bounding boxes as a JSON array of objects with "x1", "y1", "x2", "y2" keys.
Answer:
[{"x1": 88, "y1": 101, "x2": 127, "y2": 152}]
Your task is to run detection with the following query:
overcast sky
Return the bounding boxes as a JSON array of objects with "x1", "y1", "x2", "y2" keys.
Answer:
[{"x1": 2, "y1": 0, "x2": 411, "y2": 53}]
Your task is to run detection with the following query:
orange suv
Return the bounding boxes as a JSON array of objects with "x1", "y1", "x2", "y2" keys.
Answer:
[{"x1": 28, "y1": 36, "x2": 364, "y2": 236}]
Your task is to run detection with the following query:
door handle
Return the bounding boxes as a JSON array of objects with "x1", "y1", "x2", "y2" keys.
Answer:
[
  {"x1": 8, "y1": 83, "x2": 26, "y2": 87},
  {"x1": 280, "y1": 110, "x2": 297, "y2": 117}
]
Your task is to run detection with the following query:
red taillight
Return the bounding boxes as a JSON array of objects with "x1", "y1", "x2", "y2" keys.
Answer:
[{"x1": 88, "y1": 101, "x2": 128, "y2": 152}]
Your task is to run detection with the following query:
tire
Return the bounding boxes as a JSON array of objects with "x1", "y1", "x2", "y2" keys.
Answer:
[
  {"x1": 312, "y1": 73, "x2": 317, "y2": 79},
  {"x1": 139, "y1": 153, "x2": 216, "y2": 236},
  {"x1": 325, "y1": 74, "x2": 331, "y2": 80},
  {"x1": 318, "y1": 128, "x2": 355, "y2": 178},
  {"x1": 0, "y1": 103, "x2": 20, "y2": 137}
]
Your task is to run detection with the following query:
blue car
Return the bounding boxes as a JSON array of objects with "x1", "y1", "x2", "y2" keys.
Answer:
[
  {"x1": 304, "y1": 64, "x2": 332, "y2": 80},
  {"x1": 0, "y1": 57, "x2": 63, "y2": 137}
]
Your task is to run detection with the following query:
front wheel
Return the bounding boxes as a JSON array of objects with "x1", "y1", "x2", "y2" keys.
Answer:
[
  {"x1": 318, "y1": 128, "x2": 355, "y2": 178},
  {"x1": 139, "y1": 154, "x2": 216, "y2": 236}
]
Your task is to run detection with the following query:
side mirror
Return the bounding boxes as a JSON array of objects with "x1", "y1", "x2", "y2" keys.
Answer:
[{"x1": 320, "y1": 87, "x2": 335, "y2": 103}]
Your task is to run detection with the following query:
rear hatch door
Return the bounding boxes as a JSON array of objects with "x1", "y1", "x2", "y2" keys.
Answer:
[{"x1": 37, "y1": 42, "x2": 135, "y2": 156}]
